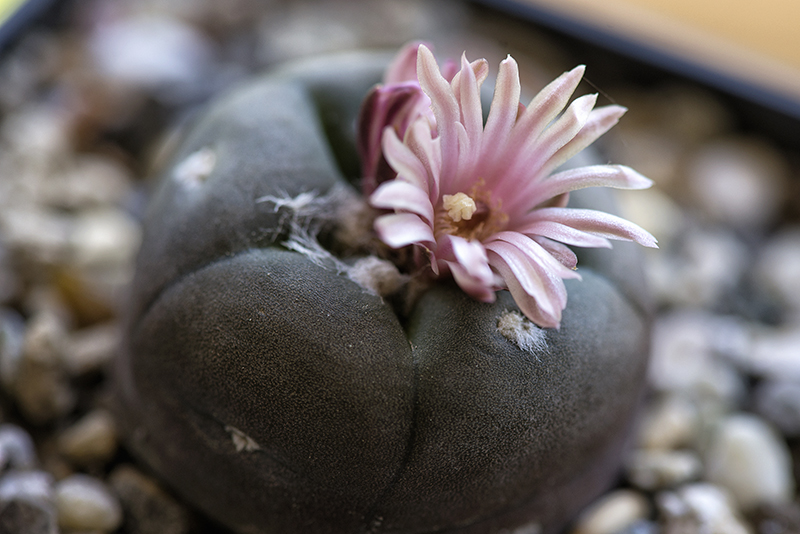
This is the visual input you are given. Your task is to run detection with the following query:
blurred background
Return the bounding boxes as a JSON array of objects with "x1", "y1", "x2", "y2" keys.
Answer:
[{"x1": 0, "y1": 1, "x2": 799, "y2": 533}]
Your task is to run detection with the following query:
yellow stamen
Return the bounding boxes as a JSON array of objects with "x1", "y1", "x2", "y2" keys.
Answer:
[{"x1": 442, "y1": 192, "x2": 477, "y2": 222}]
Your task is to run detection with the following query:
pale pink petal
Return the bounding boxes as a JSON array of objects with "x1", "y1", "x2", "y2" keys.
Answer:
[
  {"x1": 384, "y1": 41, "x2": 424, "y2": 84},
  {"x1": 505, "y1": 93, "x2": 598, "y2": 183},
  {"x1": 484, "y1": 242, "x2": 566, "y2": 328},
  {"x1": 448, "y1": 261, "x2": 497, "y2": 302},
  {"x1": 482, "y1": 55, "x2": 520, "y2": 162},
  {"x1": 455, "y1": 54, "x2": 485, "y2": 145},
  {"x1": 382, "y1": 127, "x2": 431, "y2": 193},
  {"x1": 518, "y1": 220, "x2": 612, "y2": 249},
  {"x1": 511, "y1": 165, "x2": 653, "y2": 214},
  {"x1": 374, "y1": 213, "x2": 435, "y2": 249},
  {"x1": 370, "y1": 180, "x2": 435, "y2": 224},
  {"x1": 487, "y1": 231, "x2": 581, "y2": 281},
  {"x1": 500, "y1": 65, "x2": 585, "y2": 170},
  {"x1": 404, "y1": 119, "x2": 442, "y2": 201},
  {"x1": 417, "y1": 45, "x2": 460, "y2": 183},
  {"x1": 539, "y1": 105, "x2": 627, "y2": 178},
  {"x1": 521, "y1": 208, "x2": 659, "y2": 248},
  {"x1": 444, "y1": 235, "x2": 496, "y2": 287},
  {"x1": 532, "y1": 236, "x2": 578, "y2": 270}
]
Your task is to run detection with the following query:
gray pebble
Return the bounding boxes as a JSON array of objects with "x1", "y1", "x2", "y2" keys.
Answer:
[
  {"x1": 0, "y1": 470, "x2": 57, "y2": 534},
  {"x1": 753, "y1": 227, "x2": 800, "y2": 313},
  {"x1": 754, "y1": 380, "x2": 800, "y2": 437},
  {"x1": 626, "y1": 449, "x2": 702, "y2": 491},
  {"x1": 0, "y1": 425, "x2": 37, "y2": 471},
  {"x1": 109, "y1": 465, "x2": 189, "y2": 534},
  {"x1": 571, "y1": 490, "x2": 651, "y2": 534},
  {"x1": 54, "y1": 474, "x2": 122, "y2": 533},
  {"x1": 703, "y1": 414, "x2": 795, "y2": 512}
]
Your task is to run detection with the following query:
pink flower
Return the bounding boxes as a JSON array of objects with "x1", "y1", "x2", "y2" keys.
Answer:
[{"x1": 367, "y1": 44, "x2": 657, "y2": 328}]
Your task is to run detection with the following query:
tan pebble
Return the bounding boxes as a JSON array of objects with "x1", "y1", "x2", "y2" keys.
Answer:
[
  {"x1": 63, "y1": 322, "x2": 119, "y2": 376},
  {"x1": 57, "y1": 409, "x2": 118, "y2": 467},
  {"x1": 55, "y1": 475, "x2": 122, "y2": 532},
  {"x1": 571, "y1": 489, "x2": 650, "y2": 534}
]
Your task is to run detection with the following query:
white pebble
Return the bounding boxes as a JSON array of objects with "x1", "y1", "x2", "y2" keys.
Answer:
[
  {"x1": 704, "y1": 414, "x2": 795, "y2": 511},
  {"x1": 571, "y1": 490, "x2": 650, "y2": 534},
  {"x1": 626, "y1": 449, "x2": 702, "y2": 490},
  {"x1": 89, "y1": 15, "x2": 213, "y2": 91},
  {"x1": 746, "y1": 326, "x2": 800, "y2": 381},
  {"x1": 649, "y1": 311, "x2": 746, "y2": 406},
  {"x1": 657, "y1": 483, "x2": 750, "y2": 534},
  {"x1": 687, "y1": 138, "x2": 789, "y2": 229},
  {"x1": 55, "y1": 475, "x2": 122, "y2": 532},
  {"x1": 754, "y1": 227, "x2": 800, "y2": 312}
]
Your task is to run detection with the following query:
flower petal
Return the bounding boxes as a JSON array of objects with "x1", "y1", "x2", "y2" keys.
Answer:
[
  {"x1": 482, "y1": 55, "x2": 520, "y2": 160},
  {"x1": 384, "y1": 41, "x2": 424, "y2": 84},
  {"x1": 370, "y1": 180, "x2": 435, "y2": 224},
  {"x1": 498, "y1": 65, "x2": 585, "y2": 172},
  {"x1": 540, "y1": 104, "x2": 627, "y2": 177},
  {"x1": 484, "y1": 240, "x2": 569, "y2": 328},
  {"x1": 513, "y1": 164, "x2": 653, "y2": 214},
  {"x1": 521, "y1": 207, "x2": 658, "y2": 248},
  {"x1": 382, "y1": 126, "x2": 431, "y2": 193},
  {"x1": 417, "y1": 44, "x2": 460, "y2": 183},
  {"x1": 447, "y1": 261, "x2": 497, "y2": 303},
  {"x1": 374, "y1": 213, "x2": 435, "y2": 249},
  {"x1": 506, "y1": 93, "x2": 598, "y2": 183},
  {"x1": 518, "y1": 220, "x2": 612, "y2": 249}
]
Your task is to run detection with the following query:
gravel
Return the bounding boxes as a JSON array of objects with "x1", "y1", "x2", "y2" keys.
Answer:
[{"x1": 1, "y1": 0, "x2": 799, "y2": 533}]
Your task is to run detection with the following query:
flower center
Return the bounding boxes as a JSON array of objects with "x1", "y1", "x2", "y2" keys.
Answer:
[
  {"x1": 442, "y1": 193, "x2": 477, "y2": 222},
  {"x1": 435, "y1": 187, "x2": 508, "y2": 242}
]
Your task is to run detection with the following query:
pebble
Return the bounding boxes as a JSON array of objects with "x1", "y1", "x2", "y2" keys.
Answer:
[
  {"x1": 62, "y1": 322, "x2": 120, "y2": 377},
  {"x1": 626, "y1": 449, "x2": 702, "y2": 490},
  {"x1": 0, "y1": 470, "x2": 57, "y2": 534},
  {"x1": 12, "y1": 311, "x2": 75, "y2": 424},
  {"x1": 649, "y1": 311, "x2": 746, "y2": 407},
  {"x1": 68, "y1": 208, "x2": 141, "y2": 270},
  {"x1": 0, "y1": 425, "x2": 38, "y2": 471},
  {"x1": 746, "y1": 326, "x2": 800, "y2": 381},
  {"x1": 57, "y1": 410, "x2": 118, "y2": 467},
  {"x1": 88, "y1": 14, "x2": 215, "y2": 95},
  {"x1": 753, "y1": 227, "x2": 800, "y2": 313},
  {"x1": 652, "y1": 227, "x2": 750, "y2": 309},
  {"x1": 703, "y1": 414, "x2": 795, "y2": 512},
  {"x1": 54, "y1": 475, "x2": 122, "y2": 533},
  {"x1": 748, "y1": 502, "x2": 800, "y2": 534},
  {"x1": 0, "y1": 308, "x2": 25, "y2": 393},
  {"x1": 571, "y1": 490, "x2": 651, "y2": 534},
  {"x1": 686, "y1": 138, "x2": 789, "y2": 230},
  {"x1": 657, "y1": 483, "x2": 751, "y2": 534},
  {"x1": 109, "y1": 465, "x2": 190, "y2": 534},
  {"x1": 40, "y1": 155, "x2": 133, "y2": 211},
  {"x1": 753, "y1": 381, "x2": 800, "y2": 437},
  {"x1": 635, "y1": 394, "x2": 699, "y2": 451}
]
